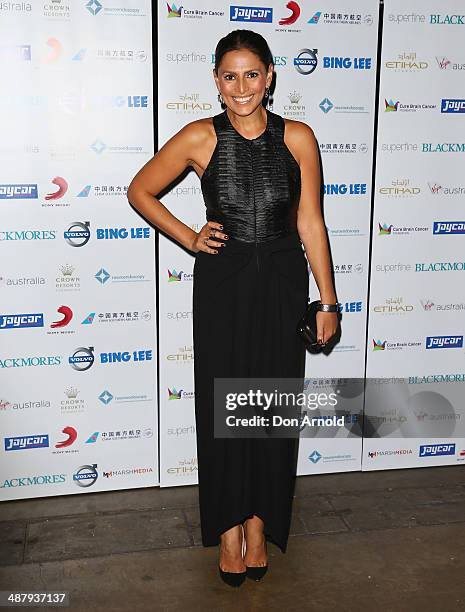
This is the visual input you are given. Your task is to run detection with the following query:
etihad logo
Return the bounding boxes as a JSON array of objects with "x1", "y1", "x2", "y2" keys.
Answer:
[
  {"x1": 385, "y1": 51, "x2": 428, "y2": 70},
  {"x1": 166, "y1": 93, "x2": 212, "y2": 112},
  {"x1": 379, "y1": 178, "x2": 420, "y2": 196},
  {"x1": 373, "y1": 297, "x2": 414, "y2": 314}
]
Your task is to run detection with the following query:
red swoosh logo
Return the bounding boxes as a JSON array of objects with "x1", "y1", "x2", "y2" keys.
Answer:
[
  {"x1": 55, "y1": 426, "x2": 78, "y2": 448},
  {"x1": 279, "y1": 1, "x2": 300, "y2": 25},
  {"x1": 45, "y1": 37, "x2": 63, "y2": 63},
  {"x1": 45, "y1": 176, "x2": 68, "y2": 200},
  {"x1": 51, "y1": 306, "x2": 73, "y2": 328}
]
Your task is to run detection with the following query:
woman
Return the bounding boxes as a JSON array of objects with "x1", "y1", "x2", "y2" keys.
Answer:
[{"x1": 127, "y1": 29, "x2": 338, "y2": 587}]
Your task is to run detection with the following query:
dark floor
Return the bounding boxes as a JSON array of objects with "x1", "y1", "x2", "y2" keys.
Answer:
[{"x1": 0, "y1": 466, "x2": 464, "y2": 611}]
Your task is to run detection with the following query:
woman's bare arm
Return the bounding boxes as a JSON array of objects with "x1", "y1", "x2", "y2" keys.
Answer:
[
  {"x1": 127, "y1": 120, "x2": 227, "y2": 253},
  {"x1": 285, "y1": 120, "x2": 337, "y2": 305}
]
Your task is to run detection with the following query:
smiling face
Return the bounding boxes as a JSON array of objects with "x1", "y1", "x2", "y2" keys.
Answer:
[{"x1": 214, "y1": 48, "x2": 273, "y2": 115}]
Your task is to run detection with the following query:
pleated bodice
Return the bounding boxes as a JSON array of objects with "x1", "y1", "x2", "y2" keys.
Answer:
[{"x1": 200, "y1": 108, "x2": 301, "y2": 243}]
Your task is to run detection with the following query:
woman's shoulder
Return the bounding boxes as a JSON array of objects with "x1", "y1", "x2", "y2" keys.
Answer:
[
  {"x1": 178, "y1": 115, "x2": 217, "y2": 145},
  {"x1": 280, "y1": 114, "x2": 316, "y2": 141}
]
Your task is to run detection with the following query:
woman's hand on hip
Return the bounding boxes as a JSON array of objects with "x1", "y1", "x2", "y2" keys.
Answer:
[{"x1": 191, "y1": 221, "x2": 228, "y2": 254}]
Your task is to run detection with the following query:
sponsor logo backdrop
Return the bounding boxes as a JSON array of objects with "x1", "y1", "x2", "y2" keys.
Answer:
[
  {"x1": 364, "y1": 0, "x2": 465, "y2": 469},
  {"x1": 157, "y1": 0, "x2": 379, "y2": 484},
  {"x1": 0, "y1": 0, "x2": 158, "y2": 500}
]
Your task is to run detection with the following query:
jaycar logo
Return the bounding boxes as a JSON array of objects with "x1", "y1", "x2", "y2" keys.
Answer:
[
  {"x1": 230, "y1": 6, "x2": 273, "y2": 22},
  {"x1": 441, "y1": 99, "x2": 465, "y2": 113},
  {"x1": 419, "y1": 443, "x2": 455, "y2": 457},
  {"x1": 425, "y1": 335, "x2": 463, "y2": 349},
  {"x1": 0, "y1": 314, "x2": 44, "y2": 330},
  {"x1": 432, "y1": 221, "x2": 465, "y2": 234}
]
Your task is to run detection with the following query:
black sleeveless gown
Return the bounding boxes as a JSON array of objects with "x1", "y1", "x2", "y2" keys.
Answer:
[{"x1": 192, "y1": 107, "x2": 309, "y2": 554}]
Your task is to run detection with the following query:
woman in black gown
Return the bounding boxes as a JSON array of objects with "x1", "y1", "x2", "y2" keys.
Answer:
[{"x1": 128, "y1": 30, "x2": 338, "y2": 587}]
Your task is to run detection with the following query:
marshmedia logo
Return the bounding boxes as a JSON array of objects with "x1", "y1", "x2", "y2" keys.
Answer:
[
  {"x1": 441, "y1": 99, "x2": 465, "y2": 113},
  {"x1": 0, "y1": 184, "x2": 38, "y2": 199},
  {"x1": 425, "y1": 335, "x2": 463, "y2": 349},
  {"x1": 230, "y1": 6, "x2": 273, "y2": 23},
  {"x1": 432, "y1": 221, "x2": 465, "y2": 234}
]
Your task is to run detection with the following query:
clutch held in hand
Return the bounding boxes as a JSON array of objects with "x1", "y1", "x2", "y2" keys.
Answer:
[{"x1": 296, "y1": 299, "x2": 342, "y2": 354}]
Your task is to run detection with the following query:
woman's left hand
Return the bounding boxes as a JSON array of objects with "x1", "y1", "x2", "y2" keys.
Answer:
[{"x1": 316, "y1": 311, "x2": 339, "y2": 345}]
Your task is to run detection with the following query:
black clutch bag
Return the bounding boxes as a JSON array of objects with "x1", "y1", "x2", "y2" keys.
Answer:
[{"x1": 296, "y1": 299, "x2": 342, "y2": 354}]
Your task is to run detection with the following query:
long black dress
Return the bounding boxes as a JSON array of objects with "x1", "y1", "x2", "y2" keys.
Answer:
[{"x1": 193, "y1": 107, "x2": 308, "y2": 554}]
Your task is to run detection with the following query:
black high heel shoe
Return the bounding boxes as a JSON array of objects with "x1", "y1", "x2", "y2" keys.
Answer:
[
  {"x1": 244, "y1": 527, "x2": 268, "y2": 581},
  {"x1": 218, "y1": 528, "x2": 247, "y2": 587}
]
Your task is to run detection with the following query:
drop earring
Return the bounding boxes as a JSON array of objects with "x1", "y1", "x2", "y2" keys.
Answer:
[{"x1": 217, "y1": 92, "x2": 224, "y2": 105}]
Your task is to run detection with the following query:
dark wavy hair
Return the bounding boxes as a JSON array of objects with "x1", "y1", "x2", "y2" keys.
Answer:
[{"x1": 214, "y1": 29, "x2": 274, "y2": 74}]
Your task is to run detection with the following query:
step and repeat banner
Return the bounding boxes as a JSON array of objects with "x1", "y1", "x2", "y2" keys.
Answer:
[
  {"x1": 0, "y1": 1, "x2": 158, "y2": 501},
  {"x1": 2, "y1": 1, "x2": 463, "y2": 502},
  {"x1": 157, "y1": 0, "x2": 379, "y2": 485},
  {"x1": 364, "y1": 0, "x2": 465, "y2": 469}
]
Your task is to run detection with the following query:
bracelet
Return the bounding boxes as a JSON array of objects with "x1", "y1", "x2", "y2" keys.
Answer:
[{"x1": 317, "y1": 301, "x2": 340, "y2": 312}]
